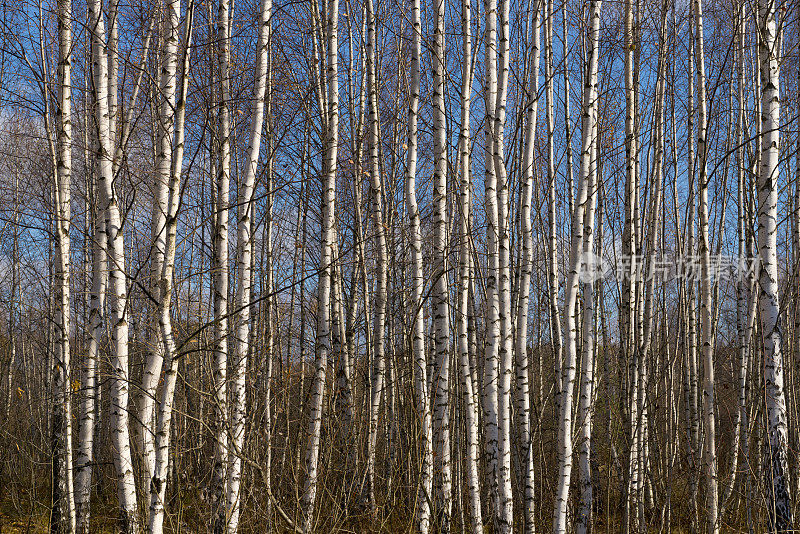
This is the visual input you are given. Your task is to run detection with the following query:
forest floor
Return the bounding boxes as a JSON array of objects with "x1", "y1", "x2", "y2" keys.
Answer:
[{"x1": 0, "y1": 493, "x2": 748, "y2": 533}]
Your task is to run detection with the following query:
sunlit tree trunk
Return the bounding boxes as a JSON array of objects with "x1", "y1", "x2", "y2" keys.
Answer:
[
  {"x1": 455, "y1": 0, "x2": 482, "y2": 529},
  {"x1": 75, "y1": 174, "x2": 106, "y2": 534},
  {"x1": 691, "y1": 0, "x2": 718, "y2": 529},
  {"x1": 575, "y1": 129, "x2": 599, "y2": 534},
  {"x1": 51, "y1": 0, "x2": 76, "y2": 529},
  {"x1": 516, "y1": 2, "x2": 541, "y2": 530},
  {"x1": 757, "y1": 0, "x2": 794, "y2": 527},
  {"x1": 431, "y1": 0, "x2": 452, "y2": 528},
  {"x1": 482, "y1": 0, "x2": 503, "y2": 522},
  {"x1": 403, "y1": 0, "x2": 432, "y2": 527},
  {"x1": 139, "y1": 0, "x2": 181, "y2": 486},
  {"x1": 621, "y1": 0, "x2": 641, "y2": 527},
  {"x1": 87, "y1": 0, "x2": 139, "y2": 527},
  {"x1": 300, "y1": 0, "x2": 338, "y2": 527},
  {"x1": 225, "y1": 0, "x2": 272, "y2": 530},
  {"x1": 552, "y1": 0, "x2": 600, "y2": 530},
  {"x1": 147, "y1": 5, "x2": 192, "y2": 531},
  {"x1": 493, "y1": 0, "x2": 514, "y2": 528},
  {"x1": 211, "y1": 0, "x2": 231, "y2": 524},
  {"x1": 364, "y1": 0, "x2": 388, "y2": 512},
  {"x1": 683, "y1": 10, "x2": 701, "y2": 529},
  {"x1": 544, "y1": 0, "x2": 562, "y2": 404}
]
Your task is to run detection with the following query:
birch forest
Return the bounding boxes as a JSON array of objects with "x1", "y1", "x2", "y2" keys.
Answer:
[{"x1": 1, "y1": 0, "x2": 800, "y2": 530}]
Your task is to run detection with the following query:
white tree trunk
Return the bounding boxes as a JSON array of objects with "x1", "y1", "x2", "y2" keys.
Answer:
[
  {"x1": 482, "y1": 0, "x2": 502, "y2": 522},
  {"x1": 300, "y1": 0, "x2": 338, "y2": 527},
  {"x1": 75, "y1": 180, "x2": 107, "y2": 534},
  {"x1": 147, "y1": 6, "x2": 193, "y2": 531},
  {"x1": 455, "y1": 0, "x2": 482, "y2": 530},
  {"x1": 139, "y1": 0, "x2": 181, "y2": 485},
  {"x1": 684, "y1": 11, "x2": 701, "y2": 528},
  {"x1": 544, "y1": 0, "x2": 562, "y2": 404},
  {"x1": 757, "y1": 0, "x2": 793, "y2": 527},
  {"x1": 87, "y1": 0, "x2": 139, "y2": 527},
  {"x1": 575, "y1": 138, "x2": 598, "y2": 534},
  {"x1": 621, "y1": 0, "x2": 641, "y2": 527},
  {"x1": 492, "y1": 0, "x2": 514, "y2": 528},
  {"x1": 552, "y1": 0, "x2": 600, "y2": 530},
  {"x1": 403, "y1": 0, "x2": 433, "y2": 527},
  {"x1": 516, "y1": 2, "x2": 541, "y2": 531},
  {"x1": 52, "y1": 0, "x2": 76, "y2": 528},
  {"x1": 692, "y1": 0, "x2": 718, "y2": 529},
  {"x1": 211, "y1": 0, "x2": 231, "y2": 522},
  {"x1": 226, "y1": 0, "x2": 272, "y2": 529},
  {"x1": 431, "y1": 0, "x2": 452, "y2": 528},
  {"x1": 364, "y1": 0, "x2": 389, "y2": 512}
]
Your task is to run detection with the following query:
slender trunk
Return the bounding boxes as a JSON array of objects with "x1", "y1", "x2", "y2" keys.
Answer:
[
  {"x1": 690, "y1": 0, "x2": 718, "y2": 529},
  {"x1": 685, "y1": 10, "x2": 701, "y2": 529},
  {"x1": 562, "y1": 4, "x2": 574, "y2": 221},
  {"x1": 139, "y1": 0, "x2": 181, "y2": 485},
  {"x1": 224, "y1": 0, "x2": 272, "y2": 530},
  {"x1": 364, "y1": 0, "x2": 388, "y2": 512},
  {"x1": 75, "y1": 174, "x2": 106, "y2": 534},
  {"x1": 300, "y1": 0, "x2": 338, "y2": 526},
  {"x1": 621, "y1": 0, "x2": 640, "y2": 528},
  {"x1": 87, "y1": 0, "x2": 139, "y2": 527},
  {"x1": 147, "y1": 5, "x2": 192, "y2": 531},
  {"x1": 757, "y1": 0, "x2": 794, "y2": 528},
  {"x1": 482, "y1": 0, "x2": 502, "y2": 522},
  {"x1": 51, "y1": 0, "x2": 75, "y2": 529},
  {"x1": 576, "y1": 132, "x2": 599, "y2": 534},
  {"x1": 455, "y1": 0, "x2": 482, "y2": 529},
  {"x1": 431, "y1": 0, "x2": 452, "y2": 528},
  {"x1": 720, "y1": 5, "x2": 750, "y2": 518},
  {"x1": 552, "y1": 0, "x2": 601, "y2": 530},
  {"x1": 210, "y1": 0, "x2": 231, "y2": 523},
  {"x1": 516, "y1": 2, "x2": 541, "y2": 531},
  {"x1": 545, "y1": 0, "x2": 562, "y2": 407},
  {"x1": 403, "y1": 0, "x2": 432, "y2": 527}
]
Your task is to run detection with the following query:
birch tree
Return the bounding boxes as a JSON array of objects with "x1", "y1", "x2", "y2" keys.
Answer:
[
  {"x1": 211, "y1": 0, "x2": 232, "y2": 522},
  {"x1": 364, "y1": 0, "x2": 389, "y2": 512},
  {"x1": 545, "y1": 0, "x2": 562, "y2": 405},
  {"x1": 139, "y1": 0, "x2": 182, "y2": 485},
  {"x1": 552, "y1": 0, "x2": 601, "y2": 530},
  {"x1": 691, "y1": 0, "x2": 718, "y2": 528},
  {"x1": 757, "y1": 0, "x2": 793, "y2": 527},
  {"x1": 148, "y1": 3, "x2": 193, "y2": 530},
  {"x1": 621, "y1": 0, "x2": 640, "y2": 525},
  {"x1": 482, "y1": 1, "x2": 502, "y2": 521},
  {"x1": 75, "y1": 169, "x2": 106, "y2": 534},
  {"x1": 455, "y1": 0, "x2": 482, "y2": 530},
  {"x1": 51, "y1": 0, "x2": 75, "y2": 529},
  {"x1": 300, "y1": 0, "x2": 339, "y2": 527},
  {"x1": 430, "y1": 0, "x2": 452, "y2": 527},
  {"x1": 226, "y1": 0, "x2": 273, "y2": 528},
  {"x1": 2, "y1": 0, "x2": 800, "y2": 531},
  {"x1": 86, "y1": 0, "x2": 139, "y2": 527},
  {"x1": 575, "y1": 122, "x2": 599, "y2": 534},
  {"x1": 403, "y1": 0, "x2": 433, "y2": 527},
  {"x1": 516, "y1": 2, "x2": 541, "y2": 530}
]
